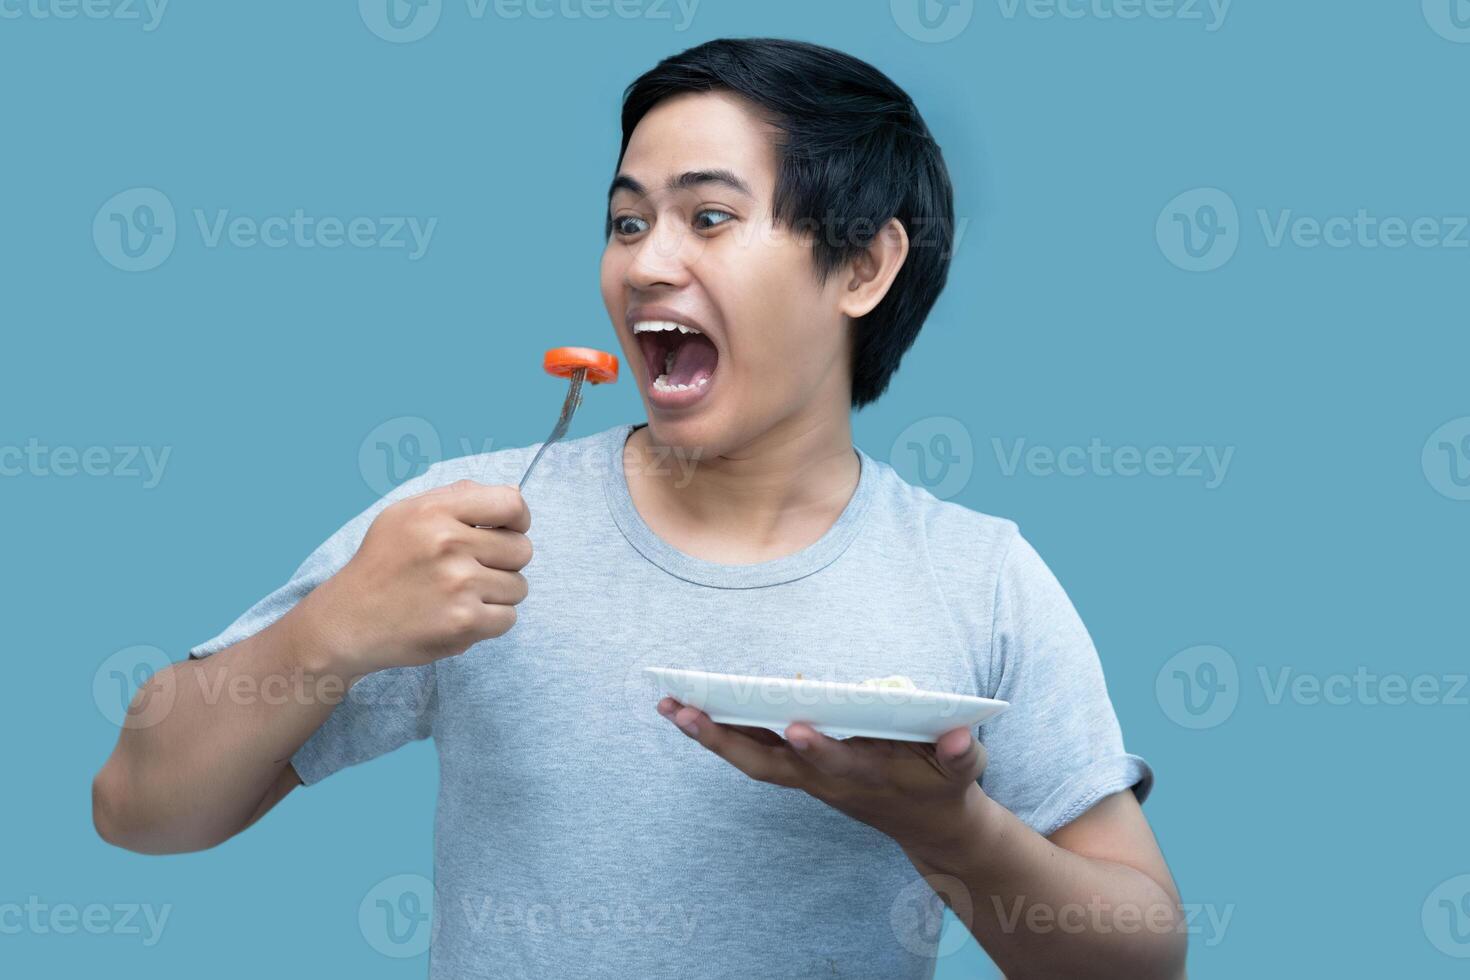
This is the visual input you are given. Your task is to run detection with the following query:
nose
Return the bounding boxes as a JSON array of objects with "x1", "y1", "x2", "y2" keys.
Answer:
[{"x1": 625, "y1": 217, "x2": 698, "y2": 290}]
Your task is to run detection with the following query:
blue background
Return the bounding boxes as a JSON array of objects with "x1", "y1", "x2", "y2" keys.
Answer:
[{"x1": 4, "y1": 1, "x2": 1468, "y2": 976}]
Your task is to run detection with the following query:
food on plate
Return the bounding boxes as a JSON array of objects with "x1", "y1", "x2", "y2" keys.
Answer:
[{"x1": 856, "y1": 674, "x2": 917, "y2": 690}]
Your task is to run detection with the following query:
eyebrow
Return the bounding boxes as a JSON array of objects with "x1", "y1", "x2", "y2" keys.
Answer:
[{"x1": 608, "y1": 168, "x2": 754, "y2": 202}]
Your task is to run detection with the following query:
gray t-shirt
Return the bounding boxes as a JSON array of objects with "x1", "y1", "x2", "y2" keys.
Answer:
[{"x1": 190, "y1": 421, "x2": 1152, "y2": 979}]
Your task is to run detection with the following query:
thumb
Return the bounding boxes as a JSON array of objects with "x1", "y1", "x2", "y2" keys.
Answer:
[{"x1": 935, "y1": 728, "x2": 986, "y2": 781}]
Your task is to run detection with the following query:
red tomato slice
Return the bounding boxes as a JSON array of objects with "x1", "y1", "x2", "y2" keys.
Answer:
[{"x1": 543, "y1": 347, "x2": 619, "y2": 385}]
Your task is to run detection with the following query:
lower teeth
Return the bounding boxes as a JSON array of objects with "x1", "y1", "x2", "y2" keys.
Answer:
[{"x1": 654, "y1": 374, "x2": 709, "y2": 392}]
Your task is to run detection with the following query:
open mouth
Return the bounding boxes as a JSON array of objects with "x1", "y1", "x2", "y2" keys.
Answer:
[{"x1": 633, "y1": 320, "x2": 719, "y2": 400}]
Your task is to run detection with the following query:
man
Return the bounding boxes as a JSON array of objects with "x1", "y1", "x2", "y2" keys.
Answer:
[{"x1": 93, "y1": 38, "x2": 1185, "y2": 978}]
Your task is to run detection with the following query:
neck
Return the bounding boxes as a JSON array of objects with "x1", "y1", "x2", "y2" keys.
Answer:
[{"x1": 623, "y1": 411, "x2": 860, "y2": 564}]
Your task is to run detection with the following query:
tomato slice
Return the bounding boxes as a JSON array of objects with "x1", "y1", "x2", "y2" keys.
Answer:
[{"x1": 543, "y1": 347, "x2": 619, "y2": 385}]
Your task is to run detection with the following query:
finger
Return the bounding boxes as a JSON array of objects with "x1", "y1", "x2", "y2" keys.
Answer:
[
  {"x1": 933, "y1": 727, "x2": 986, "y2": 782},
  {"x1": 671, "y1": 707, "x2": 802, "y2": 787},
  {"x1": 473, "y1": 567, "x2": 528, "y2": 606},
  {"x1": 783, "y1": 722, "x2": 867, "y2": 781},
  {"x1": 656, "y1": 701, "x2": 782, "y2": 747},
  {"x1": 461, "y1": 526, "x2": 534, "y2": 571},
  {"x1": 427, "y1": 481, "x2": 531, "y2": 533}
]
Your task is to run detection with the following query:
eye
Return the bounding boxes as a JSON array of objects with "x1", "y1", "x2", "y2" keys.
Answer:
[
  {"x1": 694, "y1": 209, "x2": 735, "y2": 231},
  {"x1": 611, "y1": 215, "x2": 649, "y2": 237}
]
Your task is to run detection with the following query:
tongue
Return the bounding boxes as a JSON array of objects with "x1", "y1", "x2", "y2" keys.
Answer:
[{"x1": 666, "y1": 333, "x2": 718, "y2": 387}]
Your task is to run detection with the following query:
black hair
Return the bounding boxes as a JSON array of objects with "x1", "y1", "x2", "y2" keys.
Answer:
[{"x1": 613, "y1": 38, "x2": 956, "y2": 409}]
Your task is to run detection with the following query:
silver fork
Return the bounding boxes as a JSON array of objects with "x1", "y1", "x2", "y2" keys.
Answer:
[{"x1": 517, "y1": 367, "x2": 586, "y2": 490}]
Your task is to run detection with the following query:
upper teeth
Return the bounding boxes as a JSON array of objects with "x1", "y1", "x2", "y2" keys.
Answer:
[{"x1": 633, "y1": 320, "x2": 701, "y2": 335}]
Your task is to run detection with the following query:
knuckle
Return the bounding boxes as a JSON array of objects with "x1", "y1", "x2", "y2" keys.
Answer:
[
  {"x1": 436, "y1": 558, "x2": 476, "y2": 592},
  {"x1": 443, "y1": 602, "x2": 478, "y2": 637},
  {"x1": 423, "y1": 523, "x2": 459, "y2": 557}
]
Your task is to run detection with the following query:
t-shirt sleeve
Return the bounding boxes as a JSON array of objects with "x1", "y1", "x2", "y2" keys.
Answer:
[
  {"x1": 187, "y1": 464, "x2": 456, "y2": 786},
  {"x1": 977, "y1": 531, "x2": 1154, "y2": 838}
]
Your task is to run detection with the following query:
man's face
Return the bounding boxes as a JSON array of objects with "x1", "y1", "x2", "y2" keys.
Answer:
[{"x1": 600, "y1": 91, "x2": 852, "y2": 455}]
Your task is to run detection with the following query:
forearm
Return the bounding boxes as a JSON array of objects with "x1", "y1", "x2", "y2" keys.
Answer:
[
  {"x1": 92, "y1": 593, "x2": 359, "y2": 854},
  {"x1": 901, "y1": 791, "x2": 1187, "y2": 979}
]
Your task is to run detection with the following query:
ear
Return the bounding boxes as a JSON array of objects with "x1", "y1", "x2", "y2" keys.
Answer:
[{"x1": 837, "y1": 218, "x2": 910, "y2": 320}]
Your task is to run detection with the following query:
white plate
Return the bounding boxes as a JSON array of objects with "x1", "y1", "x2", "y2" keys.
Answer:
[{"x1": 645, "y1": 667, "x2": 1009, "y2": 743}]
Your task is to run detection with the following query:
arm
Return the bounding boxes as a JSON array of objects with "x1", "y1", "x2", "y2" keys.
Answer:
[
  {"x1": 657, "y1": 704, "x2": 1184, "y2": 979},
  {"x1": 902, "y1": 785, "x2": 1185, "y2": 979},
  {"x1": 91, "y1": 600, "x2": 352, "y2": 854},
  {"x1": 92, "y1": 480, "x2": 533, "y2": 855}
]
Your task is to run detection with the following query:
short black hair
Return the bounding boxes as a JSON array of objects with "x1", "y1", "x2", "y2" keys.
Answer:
[{"x1": 613, "y1": 38, "x2": 956, "y2": 409}]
